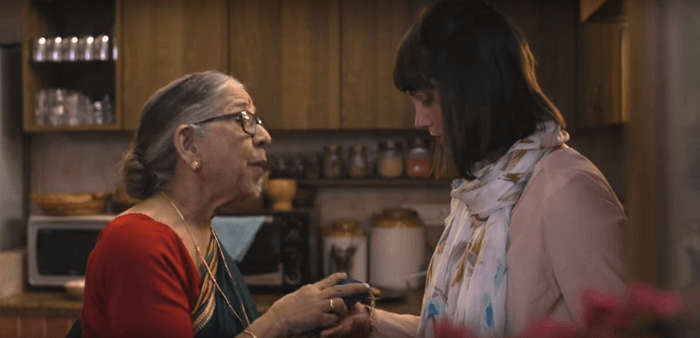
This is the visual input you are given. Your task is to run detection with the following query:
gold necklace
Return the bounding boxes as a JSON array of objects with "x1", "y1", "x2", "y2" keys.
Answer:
[{"x1": 160, "y1": 192, "x2": 250, "y2": 327}]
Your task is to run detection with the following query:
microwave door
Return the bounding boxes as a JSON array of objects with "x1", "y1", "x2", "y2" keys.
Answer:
[{"x1": 238, "y1": 221, "x2": 283, "y2": 286}]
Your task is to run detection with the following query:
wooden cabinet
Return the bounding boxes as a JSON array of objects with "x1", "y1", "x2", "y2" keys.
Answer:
[
  {"x1": 492, "y1": 0, "x2": 578, "y2": 129},
  {"x1": 340, "y1": 0, "x2": 426, "y2": 129},
  {"x1": 229, "y1": 0, "x2": 426, "y2": 130},
  {"x1": 577, "y1": 20, "x2": 629, "y2": 127},
  {"x1": 229, "y1": 0, "x2": 341, "y2": 130},
  {"x1": 22, "y1": 0, "x2": 628, "y2": 132},
  {"x1": 119, "y1": 0, "x2": 229, "y2": 130},
  {"x1": 21, "y1": 0, "x2": 120, "y2": 132}
]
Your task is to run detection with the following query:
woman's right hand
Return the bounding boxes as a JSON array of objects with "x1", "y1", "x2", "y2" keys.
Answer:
[{"x1": 266, "y1": 272, "x2": 370, "y2": 336}]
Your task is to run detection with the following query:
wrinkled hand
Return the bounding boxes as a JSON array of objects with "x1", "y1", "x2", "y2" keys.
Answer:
[
  {"x1": 266, "y1": 272, "x2": 370, "y2": 336},
  {"x1": 320, "y1": 303, "x2": 372, "y2": 337}
]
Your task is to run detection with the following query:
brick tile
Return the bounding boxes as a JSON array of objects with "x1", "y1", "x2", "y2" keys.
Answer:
[
  {"x1": 19, "y1": 316, "x2": 44, "y2": 338},
  {"x1": 0, "y1": 316, "x2": 18, "y2": 338}
]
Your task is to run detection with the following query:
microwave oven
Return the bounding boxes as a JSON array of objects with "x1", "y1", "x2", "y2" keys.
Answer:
[
  {"x1": 27, "y1": 210, "x2": 321, "y2": 291},
  {"x1": 27, "y1": 214, "x2": 113, "y2": 287},
  {"x1": 228, "y1": 209, "x2": 321, "y2": 293}
]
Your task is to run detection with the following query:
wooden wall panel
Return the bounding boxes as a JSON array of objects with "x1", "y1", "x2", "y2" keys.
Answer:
[
  {"x1": 340, "y1": 0, "x2": 427, "y2": 129},
  {"x1": 121, "y1": 0, "x2": 229, "y2": 130},
  {"x1": 230, "y1": 0, "x2": 341, "y2": 130}
]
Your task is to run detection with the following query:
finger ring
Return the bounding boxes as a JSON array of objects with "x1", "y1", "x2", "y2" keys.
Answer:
[{"x1": 329, "y1": 298, "x2": 335, "y2": 312}]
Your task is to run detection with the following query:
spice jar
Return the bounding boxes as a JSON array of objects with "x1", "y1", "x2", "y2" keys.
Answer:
[
  {"x1": 405, "y1": 137, "x2": 432, "y2": 178},
  {"x1": 304, "y1": 154, "x2": 321, "y2": 179},
  {"x1": 322, "y1": 145, "x2": 343, "y2": 178},
  {"x1": 288, "y1": 155, "x2": 305, "y2": 179},
  {"x1": 348, "y1": 145, "x2": 369, "y2": 178},
  {"x1": 378, "y1": 140, "x2": 403, "y2": 178}
]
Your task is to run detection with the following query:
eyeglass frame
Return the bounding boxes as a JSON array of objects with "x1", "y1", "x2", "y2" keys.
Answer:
[{"x1": 192, "y1": 110, "x2": 264, "y2": 137}]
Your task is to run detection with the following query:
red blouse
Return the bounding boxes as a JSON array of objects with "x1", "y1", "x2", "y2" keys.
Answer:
[{"x1": 82, "y1": 214, "x2": 202, "y2": 338}]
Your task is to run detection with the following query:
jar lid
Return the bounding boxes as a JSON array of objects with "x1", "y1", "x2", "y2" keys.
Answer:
[
  {"x1": 379, "y1": 140, "x2": 402, "y2": 150},
  {"x1": 325, "y1": 218, "x2": 365, "y2": 237},
  {"x1": 408, "y1": 137, "x2": 430, "y2": 148},
  {"x1": 350, "y1": 144, "x2": 366, "y2": 152},
  {"x1": 372, "y1": 207, "x2": 424, "y2": 228},
  {"x1": 325, "y1": 145, "x2": 341, "y2": 152}
]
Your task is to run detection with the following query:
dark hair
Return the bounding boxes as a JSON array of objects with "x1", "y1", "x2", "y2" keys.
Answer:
[
  {"x1": 393, "y1": 0, "x2": 565, "y2": 179},
  {"x1": 121, "y1": 71, "x2": 242, "y2": 199}
]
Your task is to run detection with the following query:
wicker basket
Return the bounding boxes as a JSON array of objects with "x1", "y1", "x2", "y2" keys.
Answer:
[{"x1": 31, "y1": 192, "x2": 112, "y2": 216}]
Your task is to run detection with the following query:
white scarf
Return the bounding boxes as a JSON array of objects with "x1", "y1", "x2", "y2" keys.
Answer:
[{"x1": 417, "y1": 121, "x2": 569, "y2": 337}]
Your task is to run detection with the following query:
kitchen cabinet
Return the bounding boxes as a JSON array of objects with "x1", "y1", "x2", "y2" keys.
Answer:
[
  {"x1": 577, "y1": 20, "x2": 629, "y2": 127},
  {"x1": 120, "y1": 0, "x2": 229, "y2": 130},
  {"x1": 491, "y1": 0, "x2": 578, "y2": 129},
  {"x1": 340, "y1": 0, "x2": 427, "y2": 129},
  {"x1": 21, "y1": 0, "x2": 120, "y2": 132},
  {"x1": 229, "y1": 0, "x2": 341, "y2": 130}
]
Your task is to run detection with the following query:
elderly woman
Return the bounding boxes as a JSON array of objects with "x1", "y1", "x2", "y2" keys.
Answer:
[
  {"x1": 326, "y1": 0, "x2": 627, "y2": 337},
  {"x1": 80, "y1": 71, "x2": 368, "y2": 338}
]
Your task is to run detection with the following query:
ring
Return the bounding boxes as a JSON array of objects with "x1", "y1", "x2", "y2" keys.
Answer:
[{"x1": 329, "y1": 298, "x2": 335, "y2": 312}]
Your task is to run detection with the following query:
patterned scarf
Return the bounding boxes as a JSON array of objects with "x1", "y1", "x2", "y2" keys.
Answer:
[{"x1": 417, "y1": 121, "x2": 569, "y2": 337}]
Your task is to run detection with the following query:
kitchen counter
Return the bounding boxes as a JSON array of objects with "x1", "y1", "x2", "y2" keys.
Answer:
[
  {"x1": 0, "y1": 289, "x2": 424, "y2": 318},
  {"x1": 0, "y1": 291, "x2": 81, "y2": 317}
]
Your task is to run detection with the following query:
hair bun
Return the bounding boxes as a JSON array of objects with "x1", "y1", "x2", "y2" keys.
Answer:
[{"x1": 121, "y1": 149, "x2": 156, "y2": 200}]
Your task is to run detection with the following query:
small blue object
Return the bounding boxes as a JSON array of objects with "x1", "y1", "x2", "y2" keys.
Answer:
[
  {"x1": 485, "y1": 302, "x2": 494, "y2": 327},
  {"x1": 304, "y1": 277, "x2": 370, "y2": 336}
]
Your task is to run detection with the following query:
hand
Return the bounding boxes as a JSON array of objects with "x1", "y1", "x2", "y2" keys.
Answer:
[
  {"x1": 320, "y1": 303, "x2": 372, "y2": 337},
  {"x1": 266, "y1": 272, "x2": 370, "y2": 336}
]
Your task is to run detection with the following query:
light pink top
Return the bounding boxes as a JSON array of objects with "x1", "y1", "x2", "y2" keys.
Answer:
[
  {"x1": 505, "y1": 145, "x2": 627, "y2": 335},
  {"x1": 370, "y1": 146, "x2": 627, "y2": 337}
]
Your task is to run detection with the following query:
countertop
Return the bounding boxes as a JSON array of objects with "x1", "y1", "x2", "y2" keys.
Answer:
[{"x1": 0, "y1": 289, "x2": 424, "y2": 318}]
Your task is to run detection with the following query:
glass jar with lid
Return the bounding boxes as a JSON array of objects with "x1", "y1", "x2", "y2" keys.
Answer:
[
  {"x1": 377, "y1": 140, "x2": 403, "y2": 178},
  {"x1": 322, "y1": 145, "x2": 343, "y2": 179},
  {"x1": 405, "y1": 137, "x2": 432, "y2": 178},
  {"x1": 348, "y1": 145, "x2": 369, "y2": 178}
]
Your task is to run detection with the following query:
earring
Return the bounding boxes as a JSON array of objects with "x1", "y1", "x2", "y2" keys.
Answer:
[{"x1": 191, "y1": 160, "x2": 201, "y2": 171}]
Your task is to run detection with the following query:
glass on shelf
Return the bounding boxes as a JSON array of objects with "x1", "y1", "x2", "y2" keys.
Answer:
[
  {"x1": 48, "y1": 37, "x2": 63, "y2": 62},
  {"x1": 34, "y1": 89, "x2": 113, "y2": 127},
  {"x1": 95, "y1": 35, "x2": 110, "y2": 61},
  {"x1": 33, "y1": 37, "x2": 47, "y2": 62},
  {"x1": 62, "y1": 36, "x2": 80, "y2": 62},
  {"x1": 80, "y1": 36, "x2": 95, "y2": 61}
]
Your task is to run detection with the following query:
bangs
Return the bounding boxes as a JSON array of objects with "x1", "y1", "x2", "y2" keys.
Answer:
[{"x1": 393, "y1": 24, "x2": 434, "y2": 93}]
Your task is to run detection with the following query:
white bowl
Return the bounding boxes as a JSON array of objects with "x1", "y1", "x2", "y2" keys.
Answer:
[{"x1": 64, "y1": 279, "x2": 85, "y2": 299}]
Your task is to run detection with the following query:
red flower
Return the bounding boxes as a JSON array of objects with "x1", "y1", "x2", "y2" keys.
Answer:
[
  {"x1": 519, "y1": 318, "x2": 579, "y2": 338},
  {"x1": 627, "y1": 283, "x2": 681, "y2": 320},
  {"x1": 582, "y1": 289, "x2": 629, "y2": 330},
  {"x1": 434, "y1": 319, "x2": 479, "y2": 338}
]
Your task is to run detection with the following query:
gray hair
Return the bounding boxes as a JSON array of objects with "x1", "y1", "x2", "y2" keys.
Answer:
[{"x1": 121, "y1": 71, "x2": 242, "y2": 199}]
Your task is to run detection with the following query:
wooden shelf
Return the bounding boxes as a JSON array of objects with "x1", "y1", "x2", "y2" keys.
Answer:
[
  {"x1": 296, "y1": 178, "x2": 453, "y2": 188},
  {"x1": 24, "y1": 123, "x2": 122, "y2": 132}
]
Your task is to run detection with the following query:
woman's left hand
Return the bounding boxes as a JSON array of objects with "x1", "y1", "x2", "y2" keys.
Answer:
[{"x1": 320, "y1": 303, "x2": 372, "y2": 337}]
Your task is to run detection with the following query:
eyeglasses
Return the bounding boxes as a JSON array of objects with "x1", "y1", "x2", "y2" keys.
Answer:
[{"x1": 193, "y1": 110, "x2": 264, "y2": 137}]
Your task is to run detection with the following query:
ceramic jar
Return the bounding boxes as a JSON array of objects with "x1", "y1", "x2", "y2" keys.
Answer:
[
  {"x1": 370, "y1": 208, "x2": 426, "y2": 290},
  {"x1": 323, "y1": 219, "x2": 368, "y2": 281}
]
